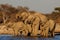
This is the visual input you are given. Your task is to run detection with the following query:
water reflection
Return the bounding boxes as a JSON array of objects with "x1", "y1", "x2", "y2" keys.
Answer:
[{"x1": 0, "y1": 35, "x2": 60, "y2": 40}]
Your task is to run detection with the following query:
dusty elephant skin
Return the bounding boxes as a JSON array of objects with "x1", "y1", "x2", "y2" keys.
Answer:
[{"x1": 0, "y1": 4, "x2": 60, "y2": 37}]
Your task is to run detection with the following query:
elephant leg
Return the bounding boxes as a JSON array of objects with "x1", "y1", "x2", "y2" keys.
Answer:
[
  {"x1": 31, "y1": 26, "x2": 38, "y2": 36},
  {"x1": 14, "y1": 30, "x2": 18, "y2": 36},
  {"x1": 45, "y1": 27, "x2": 49, "y2": 37}
]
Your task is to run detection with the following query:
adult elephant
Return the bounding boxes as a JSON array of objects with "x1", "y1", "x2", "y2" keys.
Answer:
[{"x1": 40, "y1": 19, "x2": 55, "y2": 37}]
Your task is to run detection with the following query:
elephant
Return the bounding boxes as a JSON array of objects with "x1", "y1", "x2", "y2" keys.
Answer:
[
  {"x1": 0, "y1": 25, "x2": 14, "y2": 35},
  {"x1": 31, "y1": 16, "x2": 40, "y2": 36},
  {"x1": 16, "y1": 12, "x2": 30, "y2": 22},
  {"x1": 40, "y1": 19, "x2": 55, "y2": 37},
  {"x1": 11, "y1": 22, "x2": 31, "y2": 36}
]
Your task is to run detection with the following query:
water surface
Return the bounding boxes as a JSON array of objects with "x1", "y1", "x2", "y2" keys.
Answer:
[{"x1": 0, "y1": 35, "x2": 60, "y2": 40}]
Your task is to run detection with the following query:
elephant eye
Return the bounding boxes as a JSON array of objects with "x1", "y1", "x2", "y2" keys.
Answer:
[
  {"x1": 27, "y1": 21, "x2": 31, "y2": 24},
  {"x1": 17, "y1": 16, "x2": 19, "y2": 19},
  {"x1": 17, "y1": 16, "x2": 23, "y2": 21},
  {"x1": 20, "y1": 17, "x2": 23, "y2": 19}
]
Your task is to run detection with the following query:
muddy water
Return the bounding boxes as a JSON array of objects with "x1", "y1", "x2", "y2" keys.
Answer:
[{"x1": 0, "y1": 35, "x2": 60, "y2": 40}]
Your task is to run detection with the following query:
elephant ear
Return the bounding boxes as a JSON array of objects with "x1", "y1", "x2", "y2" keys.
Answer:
[{"x1": 34, "y1": 12, "x2": 48, "y2": 24}]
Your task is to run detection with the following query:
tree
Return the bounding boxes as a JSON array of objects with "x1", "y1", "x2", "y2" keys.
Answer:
[{"x1": 55, "y1": 7, "x2": 60, "y2": 12}]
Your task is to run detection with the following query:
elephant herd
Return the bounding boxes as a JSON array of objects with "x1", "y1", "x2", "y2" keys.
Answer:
[{"x1": 0, "y1": 4, "x2": 56, "y2": 37}]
